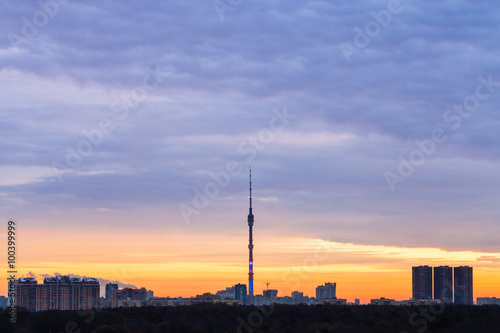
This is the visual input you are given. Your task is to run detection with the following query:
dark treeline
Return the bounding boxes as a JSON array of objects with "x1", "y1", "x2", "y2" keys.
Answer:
[{"x1": 1, "y1": 304, "x2": 500, "y2": 333}]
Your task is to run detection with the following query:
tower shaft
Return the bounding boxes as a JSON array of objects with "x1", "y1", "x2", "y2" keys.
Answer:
[{"x1": 248, "y1": 168, "x2": 254, "y2": 296}]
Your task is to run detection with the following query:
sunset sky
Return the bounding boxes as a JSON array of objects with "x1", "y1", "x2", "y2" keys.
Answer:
[{"x1": 1, "y1": 0, "x2": 500, "y2": 304}]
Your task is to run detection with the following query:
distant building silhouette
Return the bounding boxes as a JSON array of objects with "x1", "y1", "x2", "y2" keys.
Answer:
[
  {"x1": 454, "y1": 266, "x2": 473, "y2": 304},
  {"x1": 322, "y1": 298, "x2": 347, "y2": 305},
  {"x1": 263, "y1": 289, "x2": 278, "y2": 301},
  {"x1": 112, "y1": 288, "x2": 146, "y2": 308},
  {"x1": 141, "y1": 287, "x2": 154, "y2": 299},
  {"x1": 216, "y1": 285, "x2": 235, "y2": 299},
  {"x1": 16, "y1": 276, "x2": 99, "y2": 311},
  {"x1": 194, "y1": 293, "x2": 221, "y2": 303},
  {"x1": 105, "y1": 283, "x2": 118, "y2": 299},
  {"x1": 99, "y1": 297, "x2": 113, "y2": 308},
  {"x1": 402, "y1": 299, "x2": 441, "y2": 306},
  {"x1": 316, "y1": 282, "x2": 336, "y2": 299},
  {"x1": 235, "y1": 283, "x2": 247, "y2": 305},
  {"x1": 477, "y1": 297, "x2": 500, "y2": 305},
  {"x1": 370, "y1": 297, "x2": 396, "y2": 305},
  {"x1": 434, "y1": 266, "x2": 453, "y2": 303},
  {"x1": 412, "y1": 266, "x2": 432, "y2": 299}
]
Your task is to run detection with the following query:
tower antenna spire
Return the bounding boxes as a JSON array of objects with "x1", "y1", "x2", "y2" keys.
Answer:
[{"x1": 249, "y1": 167, "x2": 252, "y2": 212}]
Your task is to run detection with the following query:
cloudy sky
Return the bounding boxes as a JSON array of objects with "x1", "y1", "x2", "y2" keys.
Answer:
[{"x1": 1, "y1": 0, "x2": 500, "y2": 302}]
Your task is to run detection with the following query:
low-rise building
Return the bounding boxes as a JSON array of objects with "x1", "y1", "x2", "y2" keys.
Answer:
[
  {"x1": 322, "y1": 298, "x2": 347, "y2": 305},
  {"x1": 117, "y1": 299, "x2": 142, "y2": 308},
  {"x1": 99, "y1": 297, "x2": 113, "y2": 308},
  {"x1": 477, "y1": 297, "x2": 500, "y2": 305},
  {"x1": 370, "y1": 297, "x2": 397, "y2": 305},
  {"x1": 215, "y1": 299, "x2": 242, "y2": 305},
  {"x1": 193, "y1": 293, "x2": 221, "y2": 304},
  {"x1": 401, "y1": 299, "x2": 441, "y2": 306}
]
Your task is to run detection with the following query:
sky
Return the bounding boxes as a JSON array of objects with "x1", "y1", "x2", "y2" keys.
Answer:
[{"x1": 1, "y1": 0, "x2": 500, "y2": 304}]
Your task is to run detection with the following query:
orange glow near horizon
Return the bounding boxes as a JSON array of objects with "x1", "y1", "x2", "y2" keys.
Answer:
[{"x1": 2, "y1": 229, "x2": 500, "y2": 304}]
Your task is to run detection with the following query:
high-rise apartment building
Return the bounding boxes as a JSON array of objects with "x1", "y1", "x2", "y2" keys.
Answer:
[
  {"x1": 434, "y1": 266, "x2": 453, "y2": 303},
  {"x1": 454, "y1": 266, "x2": 473, "y2": 305},
  {"x1": 16, "y1": 276, "x2": 99, "y2": 312},
  {"x1": 316, "y1": 282, "x2": 336, "y2": 299},
  {"x1": 412, "y1": 266, "x2": 432, "y2": 299},
  {"x1": 16, "y1": 278, "x2": 37, "y2": 311},
  {"x1": 234, "y1": 283, "x2": 247, "y2": 305},
  {"x1": 105, "y1": 283, "x2": 118, "y2": 299}
]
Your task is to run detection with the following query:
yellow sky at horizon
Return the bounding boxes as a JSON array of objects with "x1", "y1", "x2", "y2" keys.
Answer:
[{"x1": 2, "y1": 229, "x2": 499, "y2": 304}]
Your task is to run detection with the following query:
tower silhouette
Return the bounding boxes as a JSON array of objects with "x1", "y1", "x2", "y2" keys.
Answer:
[{"x1": 248, "y1": 168, "x2": 254, "y2": 297}]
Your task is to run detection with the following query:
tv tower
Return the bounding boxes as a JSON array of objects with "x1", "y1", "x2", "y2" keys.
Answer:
[{"x1": 248, "y1": 167, "x2": 254, "y2": 297}]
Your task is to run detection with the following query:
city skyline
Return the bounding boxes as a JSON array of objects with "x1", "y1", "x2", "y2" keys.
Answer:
[
  {"x1": 4, "y1": 238, "x2": 494, "y2": 305},
  {"x1": 9, "y1": 266, "x2": 483, "y2": 308},
  {"x1": 2, "y1": 1, "x2": 500, "y2": 305}
]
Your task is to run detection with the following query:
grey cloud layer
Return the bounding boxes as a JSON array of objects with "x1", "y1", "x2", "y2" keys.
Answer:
[{"x1": 1, "y1": 0, "x2": 500, "y2": 251}]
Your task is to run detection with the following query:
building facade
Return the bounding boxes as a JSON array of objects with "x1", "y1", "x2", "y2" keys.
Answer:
[
  {"x1": 412, "y1": 266, "x2": 432, "y2": 300},
  {"x1": 454, "y1": 266, "x2": 473, "y2": 305},
  {"x1": 316, "y1": 282, "x2": 336, "y2": 299},
  {"x1": 434, "y1": 266, "x2": 453, "y2": 303},
  {"x1": 16, "y1": 276, "x2": 99, "y2": 312}
]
